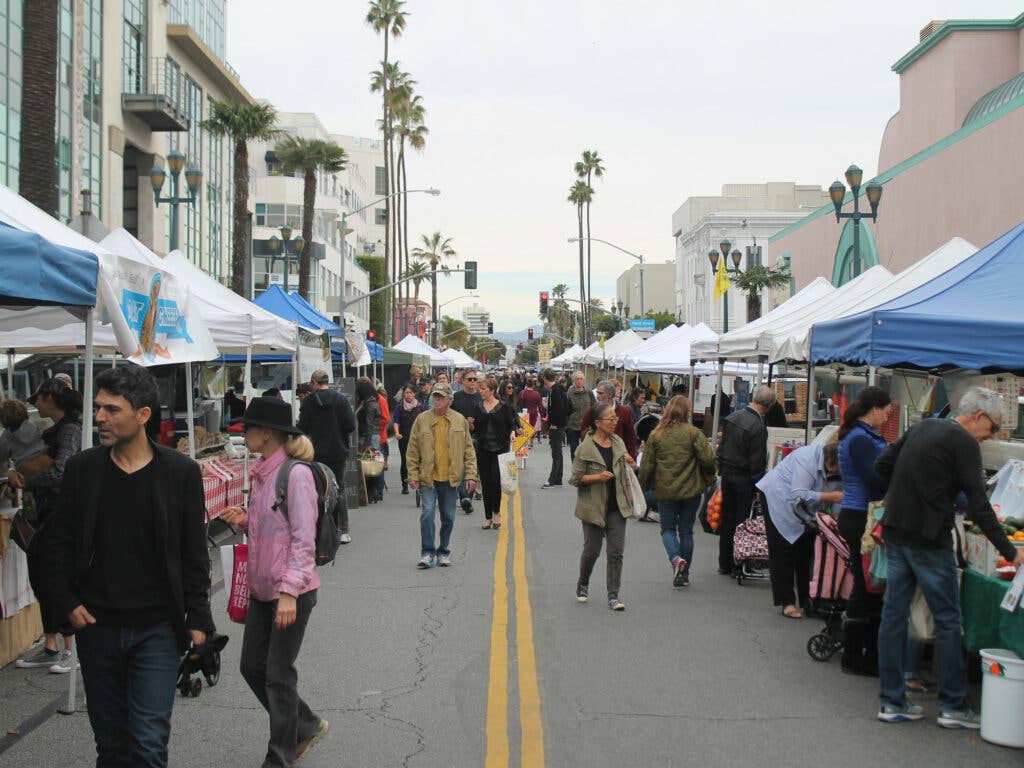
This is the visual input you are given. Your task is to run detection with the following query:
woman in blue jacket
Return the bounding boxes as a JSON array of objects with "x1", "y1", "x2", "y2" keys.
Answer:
[{"x1": 837, "y1": 386, "x2": 891, "y2": 672}]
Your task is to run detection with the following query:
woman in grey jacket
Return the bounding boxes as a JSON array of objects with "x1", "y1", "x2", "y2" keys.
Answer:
[{"x1": 569, "y1": 403, "x2": 636, "y2": 610}]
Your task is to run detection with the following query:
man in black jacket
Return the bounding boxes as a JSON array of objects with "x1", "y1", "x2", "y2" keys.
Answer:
[
  {"x1": 452, "y1": 370, "x2": 483, "y2": 512},
  {"x1": 716, "y1": 385, "x2": 775, "y2": 574},
  {"x1": 298, "y1": 370, "x2": 356, "y2": 541},
  {"x1": 873, "y1": 387, "x2": 1024, "y2": 729},
  {"x1": 44, "y1": 365, "x2": 214, "y2": 768},
  {"x1": 542, "y1": 368, "x2": 572, "y2": 487}
]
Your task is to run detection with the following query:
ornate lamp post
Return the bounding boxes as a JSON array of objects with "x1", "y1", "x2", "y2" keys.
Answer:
[
  {"x1": 150, "y1": 150, "x2": 202, "y2": 252},
  {"x1": 828, "y1": 164, "x2": 883, "y2": 279},
  {"x1": 708, "y1": 239, "x2": 743, "y2": 333},
  {"x1": 267, "y1": 223, "x2": 304, "y2": 292}
]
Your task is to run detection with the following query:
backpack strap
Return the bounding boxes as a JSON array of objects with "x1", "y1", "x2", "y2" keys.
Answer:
[{"x1": 272, "y1": 459, "x2": 306, "y2": 521}]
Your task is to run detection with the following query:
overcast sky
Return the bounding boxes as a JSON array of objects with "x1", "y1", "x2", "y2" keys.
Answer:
[{"x1": 227, "y1": 0, "x2": 1021, "y2": 331}]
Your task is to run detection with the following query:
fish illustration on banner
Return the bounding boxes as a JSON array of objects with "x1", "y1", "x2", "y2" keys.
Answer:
[{"x1": 96, "y1": 254, "x2": 218, "y2": 366}]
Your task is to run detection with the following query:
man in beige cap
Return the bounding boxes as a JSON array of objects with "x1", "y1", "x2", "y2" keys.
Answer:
[{"x1": 405, "y1": 382, "x2": 478, "y2": 568}]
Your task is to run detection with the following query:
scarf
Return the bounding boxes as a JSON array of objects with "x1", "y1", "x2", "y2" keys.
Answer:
[{"x1": 403, "y1": 399, "x2": 420, "y2": 412}]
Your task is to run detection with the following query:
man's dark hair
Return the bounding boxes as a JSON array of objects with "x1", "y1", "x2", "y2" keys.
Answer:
[
  {"x1": 95, "y1": 365, "x2": 160, "y2": 412},
  {"x1": 296, "y1": 382, "x2": 314, "y2": 397},
  {"x1": 542, "y1": 368, "x2": 556, "y2": 382}
]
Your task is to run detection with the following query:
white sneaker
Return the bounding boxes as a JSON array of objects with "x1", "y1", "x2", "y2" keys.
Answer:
[
  {"x1": 417, "y1": 555, "x2": 436, "y2": 569},
  {"x1": 48, "y1": 650, "x2": 79, "y2": 674},
  {"x1": 339, "y1": 532, "x2": 352, "y2": 544},
  {"x1": 438, "y1": 554, "x2": 452, "y2": 567}
]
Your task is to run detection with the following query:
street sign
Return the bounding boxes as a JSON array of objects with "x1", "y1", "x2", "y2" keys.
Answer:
[
  {"x1": 629, "y1": 318, "x2": 656, "y2": 332},
  {"x1": 538, "y1": 342, "x2": 552, "y2": 364}
]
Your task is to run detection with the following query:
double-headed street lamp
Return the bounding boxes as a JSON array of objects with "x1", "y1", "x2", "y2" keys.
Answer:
[
  {"x1": 828, "y1": 164, "x2": 883, "y2": 279},
  {"x1": 150, "y1": 149, "x2": 202, "y2": 252},
  {"x1": 267, "y1": 223, "x2": 305, "y2": 291},
  {"x1": 708, "y1": 238, "x2": 744, "y2": 333}
]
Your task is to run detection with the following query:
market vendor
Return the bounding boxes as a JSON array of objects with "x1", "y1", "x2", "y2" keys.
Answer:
[{"x1": 873, "y1": 386, "x2": 1024, "y2": 729}]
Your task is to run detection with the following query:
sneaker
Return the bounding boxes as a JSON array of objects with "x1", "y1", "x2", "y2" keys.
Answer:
[
  {"x1": 339, "y1": 532, "x2": 352, "y2": 545},
  {"x1": 460, "y1": 497, "x2": 474, "y2": 514},
  {"x1": 48, "y1": 650, "x2": 79, "y2": 675},
  {"x1": 608, "y1": 597, "x2": 625, "y2": 611},
  {"x1": 417, "y1": 555, "x2": 436, "y2": 569},
  {"x1": 672, "y1": 558, "x2": 688, "y2": 588},
  {"x1": 576, "y1": 584, "x2": 589, "y2": 603},
  {"x1": 542, "y1": 482, "x2": 562, "y2": 488},
  {"x1": 16, "y1": 646, "x2": 59, "y2": 669},
  {"x1": 937, "y1": 708, "x2": 981, "y2": 730},
  {"x1": 681, "y1": 566, "x2": 690, "y2": 587},
  {"x1": 438, "y1": 554, "x2": 452, "y2": 567},
  {"x1": 295, "y1": 719, "x2": 330, "y2": 761},
  {"x1": 877, "y1": 701, "x2": 925, "y2": 723}
]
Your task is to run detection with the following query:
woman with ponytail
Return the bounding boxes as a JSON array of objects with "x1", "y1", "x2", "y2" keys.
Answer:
[
  {"x1": 221, "y1": 397, "x2": 328, "y2": 765},
  {"x1": 836, "y1": 385, "x2": 891, "y2": 673}
]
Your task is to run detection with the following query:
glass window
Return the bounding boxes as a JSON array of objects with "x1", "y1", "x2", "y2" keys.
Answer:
[
  {"x1": 123, "y1": 0, "x2": 147, "y2": 94},
  {"x1": 375, "y1": 166, "x2": 386, "y2": 196},
  {"x1": 375, "y1": 208, "x2": 387, "y2": 226}
]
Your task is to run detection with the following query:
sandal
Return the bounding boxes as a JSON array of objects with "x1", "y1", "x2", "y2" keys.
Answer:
[
  {"x1": 782, "y1": 605, "x2": 804, "y2": 619},
  {"x1": 492, "y1": 517, "x2": 502, "y2": 529},
  {"x1": 482, "y1": 521, "x2": 492, "y2": 529}
]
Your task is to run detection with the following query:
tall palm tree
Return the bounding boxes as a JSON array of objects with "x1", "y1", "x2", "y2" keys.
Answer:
[
  {"x1": 440, "y1": 316, "x2": 469, "y2": 349},
  {"x1": 20, "y1": 0, "x2": 58, "y2": 214},
  {"x1": 575, "y1": 150, "x2": 605, "y2": 316},
  {"x1": 568, "y1": 181, "x2": 592, "y2": 344},
  {"x1": 393, "y1": 89, "x2": 426, "y2": 330},
  {"x1": 203, "y1": 101, "x2": 281, "y2": 295},
  {"x1": 412, "y1": 232, "x2": 455, "y2": 347},
  {"x1": 366, "y1": 0, "x2": 408, "y2": 342},
  {"x1": 274, "y1": 136, "x2": 348, "y2": 300},
  {"x1": 549, "y1": 282, "x2": 571, "y2": 341}
]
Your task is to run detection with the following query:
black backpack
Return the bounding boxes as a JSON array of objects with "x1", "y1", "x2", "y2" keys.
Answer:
[{"x1": 272, "y1": 459, "x2": 342, "y2": 567}]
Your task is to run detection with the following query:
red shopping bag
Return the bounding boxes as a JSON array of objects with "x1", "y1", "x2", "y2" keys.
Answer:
[{"x1": 226, "y1": 543, "x2": 249, "y2": 624}]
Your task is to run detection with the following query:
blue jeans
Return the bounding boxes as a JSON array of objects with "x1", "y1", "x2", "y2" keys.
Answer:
[
  {"x1": 658, "y1": 496, "x2": 700, "y2": 567},
  {"x1": 878, "y1": 543, "x2": 967, "y2": 712},
  {"x1": 76, "y1": 622, "x2": 180, "y2": 768},
  {"x1": 419, "y1": 482, "x2": 457, "y2": 556}
]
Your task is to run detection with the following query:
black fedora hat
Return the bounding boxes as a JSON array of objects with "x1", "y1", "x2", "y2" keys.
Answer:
[{"x1": 231, "y1": 396, "x2": 303, "y2": 435}]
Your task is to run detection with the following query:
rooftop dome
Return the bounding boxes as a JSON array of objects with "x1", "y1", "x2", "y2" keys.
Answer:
[{"x1": 963, "y1": 71, "x2": 1024, "y2": 127}]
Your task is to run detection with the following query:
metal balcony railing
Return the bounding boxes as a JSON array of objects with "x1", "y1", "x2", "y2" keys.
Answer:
[{"x1": 122, "y1": 58, "x2": 189, "y2": 132}]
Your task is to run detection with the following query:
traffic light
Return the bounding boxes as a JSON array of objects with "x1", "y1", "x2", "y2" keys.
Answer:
[
  {"x1": 528, "y1": 328, "x2": 534, "y2": 340},
  {"x1": 487, "y1": 321, "x2": 494, "y2": 335},
  {"x1": 464, "y1": 260, "x2": 477, "y2": 289},
  {"x1": 366, "y1": 329, "x2": 376, "y2": 342},
  {"x1": 539, "y1": 291, "x2": 549, "y2": 316}
]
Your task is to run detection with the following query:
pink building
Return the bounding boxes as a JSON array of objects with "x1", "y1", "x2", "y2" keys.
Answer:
[
  {"x1": 392, "y1": 298, "x2": 431, "y2": 340},
  {"x1": 768, "y1": 15, "x2": 1024, "y2": 288}
]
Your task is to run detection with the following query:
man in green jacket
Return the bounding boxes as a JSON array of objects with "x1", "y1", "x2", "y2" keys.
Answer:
[
  {"x1": 565, "y1": 371, "x2": 595, "y2": 461},
  {"x1": 406, "y1": 383, "x2": 479, "y2": 569}
]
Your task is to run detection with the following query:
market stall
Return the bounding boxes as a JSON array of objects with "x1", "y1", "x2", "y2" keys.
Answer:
[
  {"x1": 392, "y1": 334, "x2": 450, "y2": 368},
  {"x1": 550, "y1": 343, "x2": 584, "y2": 369},
  {"x1": 580, "y1": 329, "x2": 642, "y2": 367}
]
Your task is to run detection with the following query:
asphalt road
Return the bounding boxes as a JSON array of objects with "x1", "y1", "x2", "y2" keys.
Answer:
[{"x1": 0, "y1": 444, "x2": 1014, "y2": 767}]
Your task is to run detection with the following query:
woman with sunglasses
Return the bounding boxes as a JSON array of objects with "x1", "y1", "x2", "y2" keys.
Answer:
[
  {"x1": 500, "y1": 379, "x2": 519, "y2": 411},
  {"x1": 569, "y1": 403, "x2": 636, "y2": 610}
]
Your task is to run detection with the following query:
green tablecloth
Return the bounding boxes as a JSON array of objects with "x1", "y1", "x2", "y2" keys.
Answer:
[{"x1": 961, "y1": 568, "x2": 1024, "y2": 657}]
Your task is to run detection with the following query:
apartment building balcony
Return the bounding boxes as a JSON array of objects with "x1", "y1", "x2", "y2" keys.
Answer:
[{"x1": 122, "y1": 58, "x2": 189, "y2": 131}]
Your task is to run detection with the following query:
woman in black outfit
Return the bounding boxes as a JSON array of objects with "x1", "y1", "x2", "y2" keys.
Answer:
[
  {"x1": 392, "y1": 385, "x2": 426, "y2": 495},
  {"x1": 355, "y1": 377, "x2": 383, "y2": 502},
  {"x1": 473, "y1": 379, "x2": 517, "y2": 529}
]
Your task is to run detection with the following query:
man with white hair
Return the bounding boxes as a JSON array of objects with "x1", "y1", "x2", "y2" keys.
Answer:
[{"x1": 874, "y1": 387, "x2": 1024, "y2": 729}]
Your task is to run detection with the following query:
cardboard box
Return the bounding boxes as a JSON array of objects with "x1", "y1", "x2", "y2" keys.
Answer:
[{"x1": 965, "y1": 531, "x2": 1024, "y2": 577}]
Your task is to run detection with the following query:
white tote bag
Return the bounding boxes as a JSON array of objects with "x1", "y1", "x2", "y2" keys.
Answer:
[
  {"x1": 498, "y1": 450, "x2": 519, "y2": 494},
  {"x1": 622, "y1": 468, "x2": 647, "y2": 520}
]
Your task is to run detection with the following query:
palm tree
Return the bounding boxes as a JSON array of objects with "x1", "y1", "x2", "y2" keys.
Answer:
[
  {"x1": 20, "y1": 1, "x2": 58, "y2": 214},
  {"x1": 567, "y1": 181, "x2": 592, "y2": 344},
  {"x1": 203, "y1": 101, "x2": 281, "y2": 295},
  {"x1": 547, "y1": 282, "x2": 571, "y2": 341},
  {"x1": 730, "y1": 263, "x2": 793, "y2": 322},
  {"x1": 401, "y1": 259, "x2": 430, "y2": 336},
  {"x1": 274, "y1": 136, "x2": 348, "y2": 300},
  {"x1": 393, "y1": 89, "x2": 427, "y2": 324},
  {"x1": 411, "y1": 232, "x2": 455, "y2": 347},
  {"x1": 366, "y1": 0, "x2": 408, "y2": 341},
  {"x1": 440, "y1": 316, "x2": 469, "y2": 349},
  {"x1": 575, "y1": 150, "x2": 605, "y2": 315}
]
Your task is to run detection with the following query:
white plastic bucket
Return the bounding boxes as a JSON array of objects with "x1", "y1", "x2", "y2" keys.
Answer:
[{"x1": 980, "y1": 648, "x2": 1024, "y2": 748}]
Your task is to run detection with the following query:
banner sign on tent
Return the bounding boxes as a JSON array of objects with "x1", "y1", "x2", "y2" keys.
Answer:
[
  {"x1": 97, "y1": 258, "x2": 218, "y2": 366},
  {"x1": 346, "y1": 333, "x2": 367, "y2": 367},
  {"x1": 297, "y1": 328, "x2": 332, "y2": 383}
]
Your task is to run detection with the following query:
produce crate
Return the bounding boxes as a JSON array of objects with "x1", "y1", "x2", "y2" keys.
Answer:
[
  {"x1": 965, "y1": 532, "x2": 1024, "y2": 577},
  {"x1": 202, "y1": 475, "x2": 226, "y2": 520}
]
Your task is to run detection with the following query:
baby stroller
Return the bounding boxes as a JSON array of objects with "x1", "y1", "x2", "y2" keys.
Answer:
[
  {"x1": 177, "y1": 632, "x2": 229, "y2": 697},
  {"x1": 806, "y1": 511, "x2": 854, "y2": 662},
  {"x1": 732, "y1": 494, "x2": 769, "y2": 585}
]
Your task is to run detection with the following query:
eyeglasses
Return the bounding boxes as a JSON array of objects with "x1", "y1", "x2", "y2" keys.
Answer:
[
  {"x1": 599, "y1": 416, "x2": 619, "y2": 422},
  {"x1": 983, "y1": 412, "x2": 1001, "y2": 435}
]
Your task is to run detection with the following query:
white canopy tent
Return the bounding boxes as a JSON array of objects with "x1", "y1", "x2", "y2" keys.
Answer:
[
  {"x1": 581, "y1": 329, "x2": 643, "y2": 366},
  {"x1": 623, "y1": 323, "x2": 719, "y2": 374},
  {"x1": 445, "y1": 348, "x2": 483, "y2": 370},
  {"x1": 550, "y1": 343, "x2": 584, "y2": 368},
  {"x1": 691, "y1": 277, "x2": 837, "y2": 360},
  {"x1": 761, "y1": 238, "x2": 977, "y2": 363},
  {"x1": 393, "y1": 334, "x2": 450, "y2": 367}
]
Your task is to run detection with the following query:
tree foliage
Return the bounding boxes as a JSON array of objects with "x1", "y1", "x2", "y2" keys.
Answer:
[{"x1": 357, "y1": 255, "x2": 388, "y2": 337}]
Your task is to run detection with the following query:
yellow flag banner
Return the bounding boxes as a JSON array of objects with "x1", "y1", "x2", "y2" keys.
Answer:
[{"x1": 713, "y1": 258, "x2": 731, "y2": 300}]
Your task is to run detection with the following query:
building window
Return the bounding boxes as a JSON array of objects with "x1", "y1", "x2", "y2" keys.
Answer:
[
  {"x1": 123, "y1": 0, "x2": 146, "y2": 93},
  {"x1": 81, "y1": 0, "x2": 103, "y2": 218},
  {"x1": 169, "y1": 74, "x2": 203, "y2": 263},
  {"x1": 375, "y1": 165, "x2": 386, "y2": 196},
  {"x1": 375, "y1": 208, "x2": 387, "y2": 226},
  {"x1": 255, "y1": 203, "x2": 266, "y2": 226}
]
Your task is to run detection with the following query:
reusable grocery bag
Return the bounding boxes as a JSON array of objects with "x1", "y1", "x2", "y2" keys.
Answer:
[
  {"x1": 221, "y1": 543, "x2": 249, "y2": 624},
  {"x1": 498, "y1": 450, "x2": 519, "y2": 494},
  {"x1": 623, "y1": 467, "x2": 647, "y2": 520}
]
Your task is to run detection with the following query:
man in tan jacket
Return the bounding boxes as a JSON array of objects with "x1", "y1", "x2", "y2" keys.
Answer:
[{"x1": 406, "y1": 382, "x2": 479, "y2": 568}]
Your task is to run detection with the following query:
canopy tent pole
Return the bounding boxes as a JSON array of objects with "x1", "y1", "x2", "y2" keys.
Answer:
[
  {"x1": 710, "y1": 358, "x2": 725, "y2": 452},
  {"x1": 185, "y1": 363, "x2": 196, "y2": 460},
  {"x1": 245, "y1": 315, "x2": 253, "y2": 403},
  {"x1": 5, "y1": 348, "x2": 13, "y2": 399},
  {"x1": 111, "y1": 353, "x2": 116, "y2": 369},
  {"x1": 767, "y1": 363, "x2": 774, "y2": 386},
  {"x1": 756, "y1": 356, "x2": 765, "y2": 388},
  {"x1": 687, "y1": 364, "x2": 695, "y2": 424},
  {"x1": 804, "y1": 364, "x2": 814, "y2": 444},
  {"x1": 292, "y1": 322, "x2": 300, "y2": 423},
  {"x1": 868, "y1": 366, "x2": 877, "y2": 386}
]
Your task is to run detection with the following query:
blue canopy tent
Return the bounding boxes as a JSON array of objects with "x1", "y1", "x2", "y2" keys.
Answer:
[
  {"x1": 0, "y1": 221, "x2": 98, "y2": 308},
  {"x1": 253, "y1": 285, "x2": 343, "y2": 336},
  {"x1": 810, "y1": 221, "x2": 1024, "y2": 372}
]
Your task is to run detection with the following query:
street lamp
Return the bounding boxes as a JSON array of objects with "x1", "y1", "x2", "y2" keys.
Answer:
[
  {"x1": 150, "y1": 149, "x2": 202, "y2": 252},
  {"x1": 267, "y1": 224, "x2": 304, "y2": 292},
  {"x1": 828, "y1": 163, "x2": 883, "y2": 279},
  {"x1": 567, "y1": 236, "x2": 644, "y2": 343},
  {"x1": 337, "y1": 187, "x2": 440, "y2": 342}
]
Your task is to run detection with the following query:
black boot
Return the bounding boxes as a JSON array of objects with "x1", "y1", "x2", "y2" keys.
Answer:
[{"x1": 401, "y1": 482, "x2": 409, "y2": 495}]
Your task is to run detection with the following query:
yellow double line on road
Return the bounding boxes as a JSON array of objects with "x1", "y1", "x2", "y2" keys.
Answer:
[{"x1": 485, "y1": 490, "x2": 545, "y2": 767}]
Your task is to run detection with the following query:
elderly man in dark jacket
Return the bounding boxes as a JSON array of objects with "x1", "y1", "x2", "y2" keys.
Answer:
[{"x1": 716, "y1": 384, "x2": 775, "y2": 575}]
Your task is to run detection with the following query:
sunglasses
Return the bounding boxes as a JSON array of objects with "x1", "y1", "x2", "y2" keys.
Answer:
[
  {"x1": 983, "y1": 412, "x2": 1001, "y2": 435},
  {"x1": 465, "y1": 378, "x2": 477, "y2": 382}
]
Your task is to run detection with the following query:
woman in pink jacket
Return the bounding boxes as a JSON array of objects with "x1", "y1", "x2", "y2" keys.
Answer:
[{"x1": 221, "y1": 397, "x2": 328, "y2": 767}]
